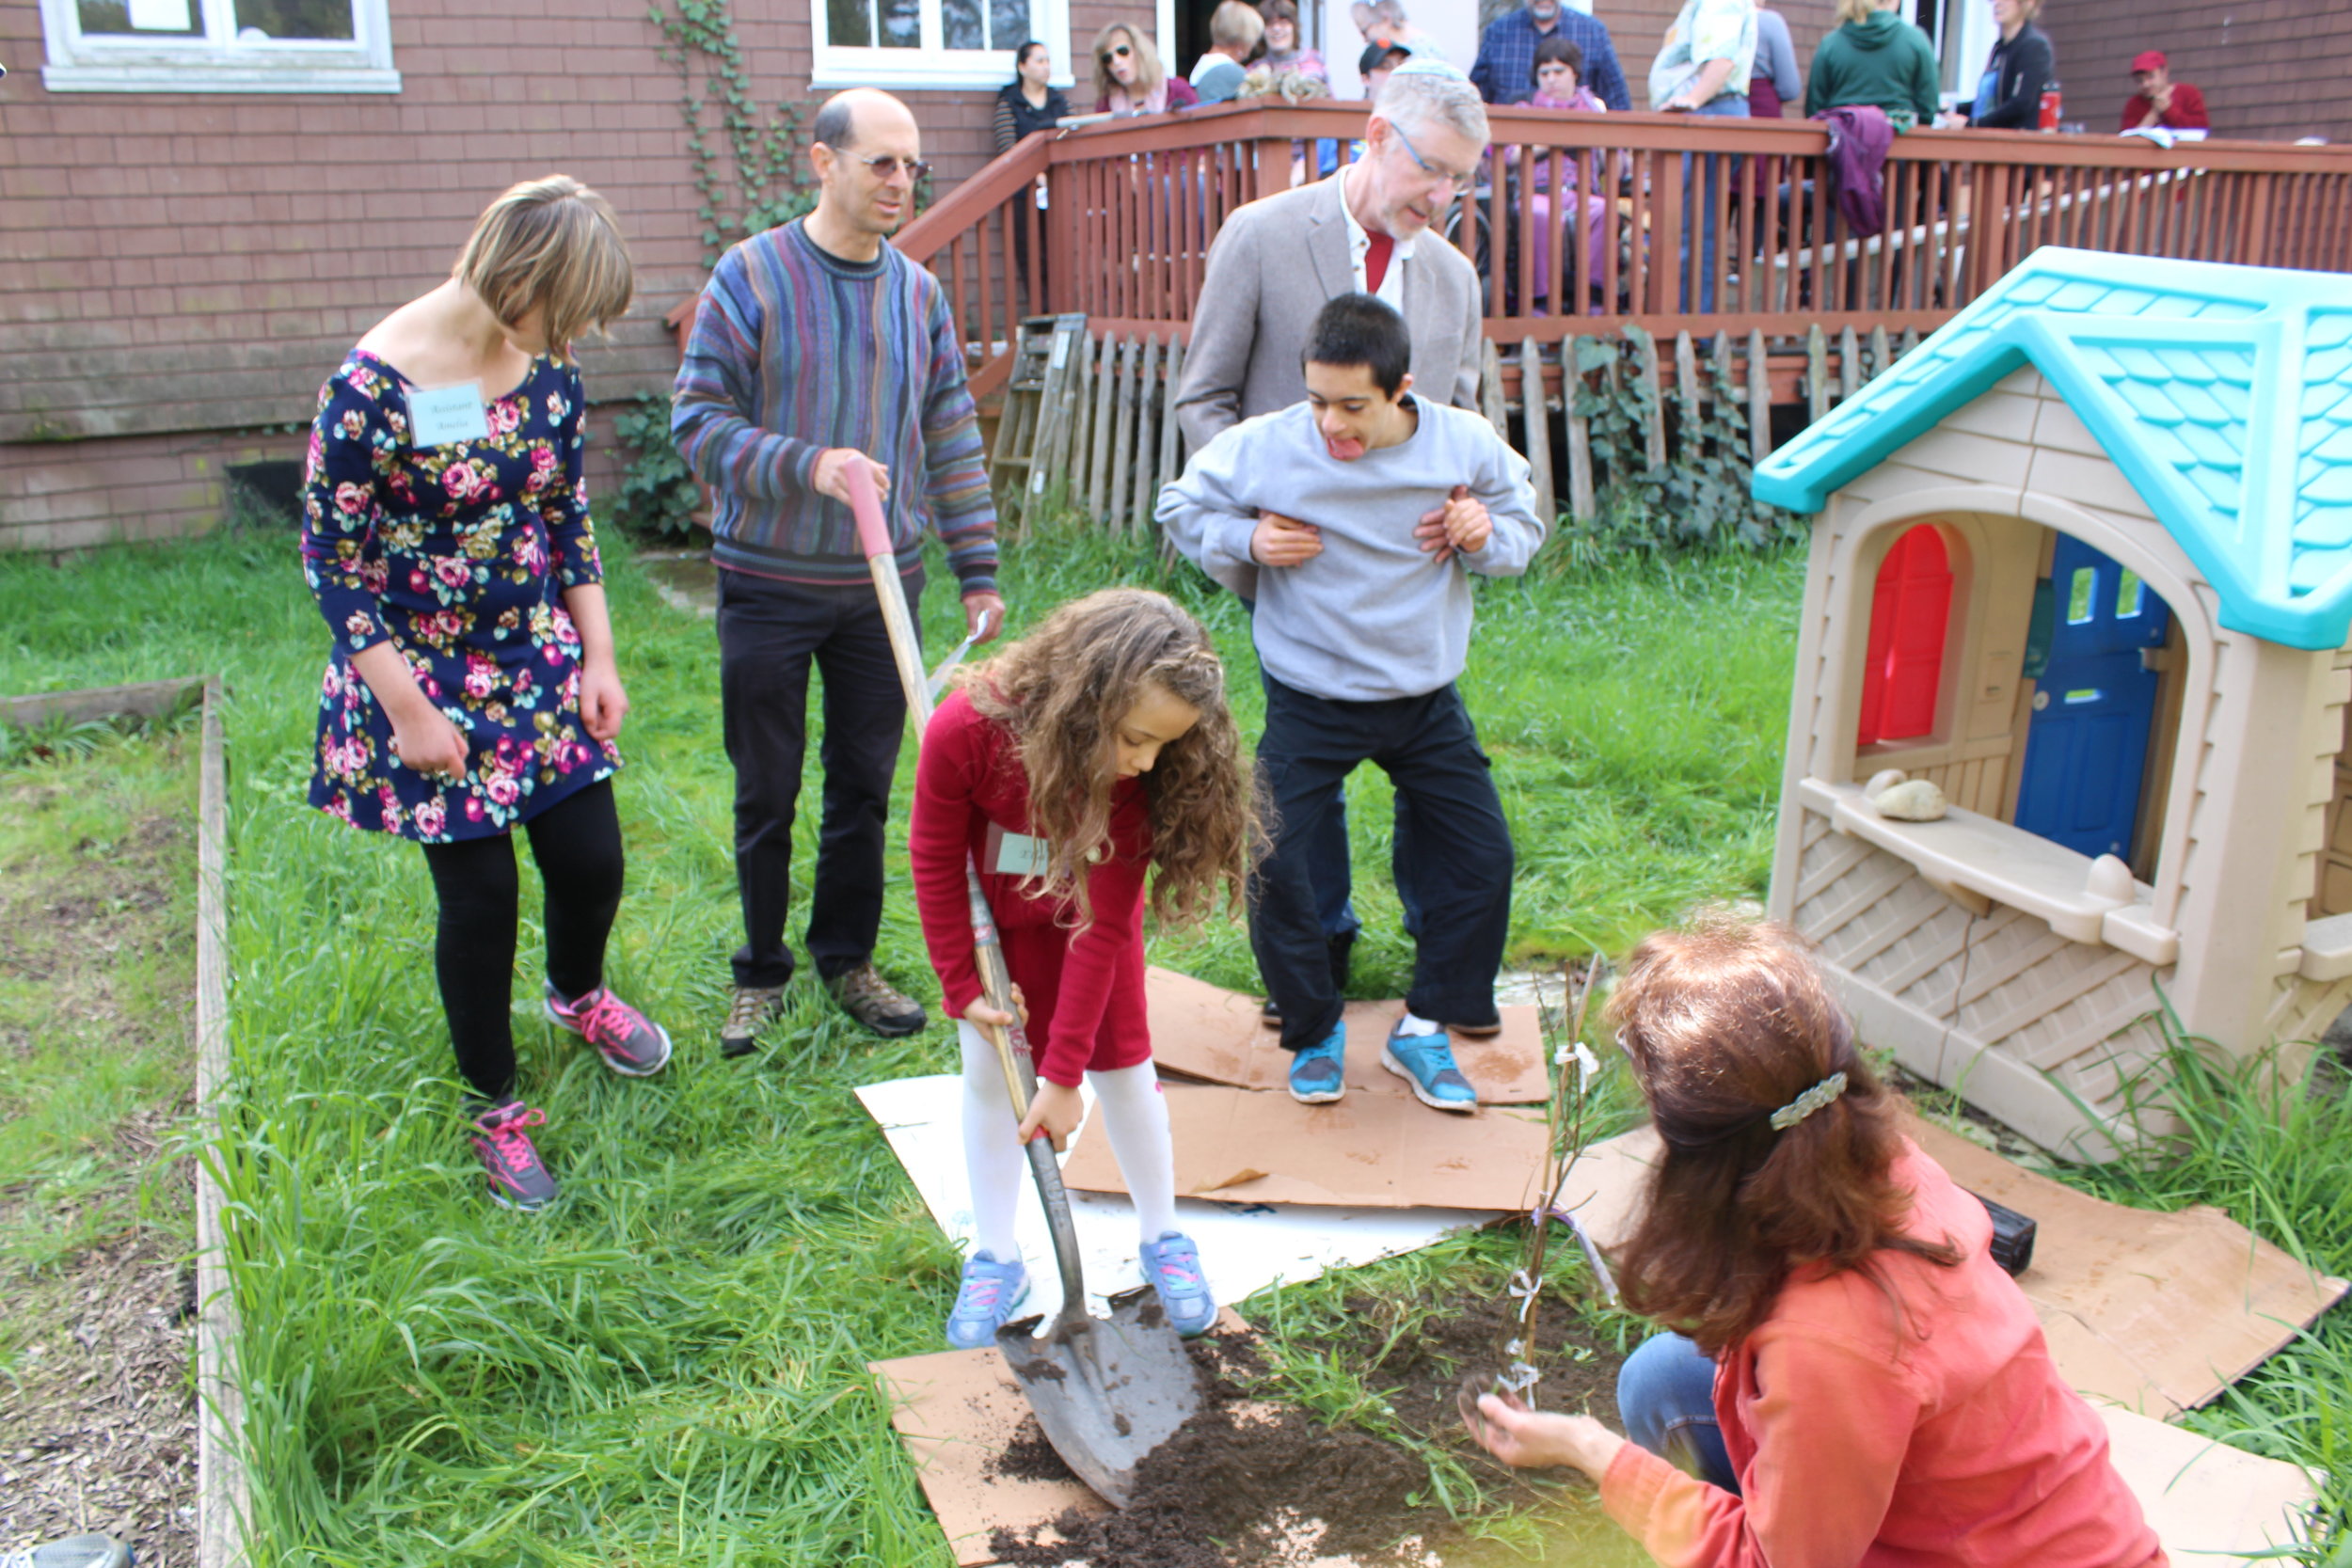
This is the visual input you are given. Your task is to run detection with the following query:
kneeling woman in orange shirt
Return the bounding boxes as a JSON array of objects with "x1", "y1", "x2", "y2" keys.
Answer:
[{"x1": 1470, "y1": 918, "x2": 2165, "y2": 1568}]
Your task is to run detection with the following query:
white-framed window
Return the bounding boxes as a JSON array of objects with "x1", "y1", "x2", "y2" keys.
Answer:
[
  {"x1": 811, "y1": 0, "x2": 1073, "y2": 92},
  {"x1": 37, "y1": 0, "x2": 398, "y2": 93}
]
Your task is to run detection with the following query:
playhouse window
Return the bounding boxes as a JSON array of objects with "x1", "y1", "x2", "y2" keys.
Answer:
[{"x1": 1856, "y1": 524, "x2": 1954, "y2": 748}]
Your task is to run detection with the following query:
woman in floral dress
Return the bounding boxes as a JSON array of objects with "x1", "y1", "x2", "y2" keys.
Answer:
[{"x1": 301, "y1": 175, "x2": 670, "y2": 1211}]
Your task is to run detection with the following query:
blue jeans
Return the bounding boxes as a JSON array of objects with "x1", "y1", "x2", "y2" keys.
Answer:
[
  {"x1": 1679, "y1": 93, "x2": 1751, "y2": 314},
  {"x1": 1618, "y1": 1332, "x2": 1740, "y2": 1492}
]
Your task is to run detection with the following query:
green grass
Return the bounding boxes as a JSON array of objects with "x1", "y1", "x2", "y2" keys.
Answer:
[{"x1": 0, "y1": 519, "x2": 2343, "y2": 1562}]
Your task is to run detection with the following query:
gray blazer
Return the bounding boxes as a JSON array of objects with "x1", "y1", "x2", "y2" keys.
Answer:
[{"x1": 1173, "y1": 173, "x2": 1486, "y2": 457}]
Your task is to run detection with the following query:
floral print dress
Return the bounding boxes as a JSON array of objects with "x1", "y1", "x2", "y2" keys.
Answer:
[{"x1": 301, "y1": 350, "x2": 619, "y2": 843}]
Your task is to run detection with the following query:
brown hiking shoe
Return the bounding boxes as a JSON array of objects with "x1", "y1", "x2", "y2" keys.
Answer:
[
  {"x1": 720, "y1": 984, "x2": 787, "y2": 1059},
  {"x1": 825, "y1": 962, "x2": 929, "y2": 1037}
]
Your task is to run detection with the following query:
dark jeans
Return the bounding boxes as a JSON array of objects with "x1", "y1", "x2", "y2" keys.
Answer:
[
  {"x1": 1252, "y1": 674, "x2": 1511, "y2": 1053},
  {"x1": 419, "y1": 779, "x2": 625, "y2": 1102},
  {"x1": 1619, "y1": 1332, "x2": 1740, "y2": 1492},
  {"x1": 717, "y1": 567, "x2": 919, "y2": 990}
]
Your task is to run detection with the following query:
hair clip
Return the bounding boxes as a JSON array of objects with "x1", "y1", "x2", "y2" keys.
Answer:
[{"x1": 1769, "y1": 1070, "x2": 1849, "y2": 1132}]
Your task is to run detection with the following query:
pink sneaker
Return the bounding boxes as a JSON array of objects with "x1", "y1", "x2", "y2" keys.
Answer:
[
  {"x1": 544, "y1": 983, "x2": 674, "y2": 1077},
  {"x1": 469, "y1": 1098, "x2": 558, "y2": 1211}
]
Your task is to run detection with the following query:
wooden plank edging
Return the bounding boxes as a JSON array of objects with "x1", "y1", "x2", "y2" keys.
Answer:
[{"x1": 196, "y1": 676, "x2": 249, "y2": 1568}]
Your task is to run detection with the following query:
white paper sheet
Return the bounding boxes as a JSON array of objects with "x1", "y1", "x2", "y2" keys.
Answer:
[{"x1": 856, "y1": 1073, "x2": 1497, "y2": 1323}]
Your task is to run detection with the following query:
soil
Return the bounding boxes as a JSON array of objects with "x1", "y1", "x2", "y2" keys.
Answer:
[
  {"x1": 985, "y1": 1285, "x2": 1625, "y2": 1568},
  {"x1": 0, "y1": 767, "x2": 199, "y2": 1566}
]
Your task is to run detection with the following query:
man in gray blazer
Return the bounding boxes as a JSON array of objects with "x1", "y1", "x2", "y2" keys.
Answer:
[{"x1": 1172, "y1": 56, "x2": 1493, "y2": 1021}]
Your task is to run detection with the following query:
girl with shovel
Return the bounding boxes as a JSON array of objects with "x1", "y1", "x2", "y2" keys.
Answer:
[{"x1": 909, "y1": 589, "x2": 1255, "y2": 1349}]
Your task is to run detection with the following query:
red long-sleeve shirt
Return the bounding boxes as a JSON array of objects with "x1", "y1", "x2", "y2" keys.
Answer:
[
  {"x1": 909, "y1": 689, "x2": 1154, "y2": 1087},
  {"x1": 1600, "y1": 1143, "x2": 2166, "y2": 1568},
  {"x1": 2119, "y1": 82, "x2": 2207, "y2": 134}
]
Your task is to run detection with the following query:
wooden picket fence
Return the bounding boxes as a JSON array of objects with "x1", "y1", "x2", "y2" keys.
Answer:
[{"x1": 1040, "y1": 321, "x2": 1914, "y2": 531}]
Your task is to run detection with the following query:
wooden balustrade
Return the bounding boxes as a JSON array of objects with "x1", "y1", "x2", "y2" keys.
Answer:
[{"x1": 895, "y1": 101, "x2": 2352, "y2": 396}]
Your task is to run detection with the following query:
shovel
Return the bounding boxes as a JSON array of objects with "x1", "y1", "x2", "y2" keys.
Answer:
[{"x1": 843, "y1": 457, "x2": 1203, "y2": 1506}]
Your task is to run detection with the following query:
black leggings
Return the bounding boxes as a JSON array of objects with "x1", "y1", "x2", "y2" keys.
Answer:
[{"x1": 419, "y1": 780, "x2": 625, "y2": 1101}]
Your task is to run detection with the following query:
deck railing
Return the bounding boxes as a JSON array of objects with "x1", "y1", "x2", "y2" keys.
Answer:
[{"x1": 896, "y1": 100, "x2": 2352, "y2": 399}]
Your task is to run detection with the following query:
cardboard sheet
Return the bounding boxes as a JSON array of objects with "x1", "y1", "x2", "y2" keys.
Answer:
[
  {"x1": 1064, "y1": 1078, "x2": 1557, "y2": 1211},
  {"x1": 1906, "y1": 1120, "x2": 2350, "y2": 1414},
  {"x1": 856, "y1": 1075, "x2": 1495, "y2": 1322},
  {"x1": 1144, "y1": 965, "x2": 1550, "y2": 1104},
  {"x1": 2099, "y1": 1405, "x2": 2319, "y2": 1566},
  {"x1": 875, "y1": 1337, "x2": 2317, "y2": 1568}
]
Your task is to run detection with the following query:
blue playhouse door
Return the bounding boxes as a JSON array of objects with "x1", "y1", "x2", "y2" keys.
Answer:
[{"x1": 2013, "y1": 536, "x2": 2173, "y2": 861}]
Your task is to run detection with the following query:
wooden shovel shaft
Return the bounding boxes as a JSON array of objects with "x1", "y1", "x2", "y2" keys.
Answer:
[{"x1": 843, "y1": 457, "x2": 1040, "y2": 1121}]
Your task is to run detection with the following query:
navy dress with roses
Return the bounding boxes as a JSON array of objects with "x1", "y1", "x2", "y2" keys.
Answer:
[{"x1": 301, "y1": 349, "x2": 619, "y2": 843}]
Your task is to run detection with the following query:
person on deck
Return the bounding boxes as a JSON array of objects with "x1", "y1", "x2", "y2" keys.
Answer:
[
  {"x1": 1192, "y1": 1, "x2": 1266, "y2": 104},
  {"x1": 1468, "y1": 917, "x2": 2167, "y2": 1568},
  {"x1": 1942, "y1": 0, "x2": 2053, "y2": 130},
  {"x1": 992, "y1": 40, "x2": 1071, "y2": 152},
  {"x1": 1804, "y1": 0, "x2": 1939, "y2": 130},
  {"x1": 1747, "y1": 2, "x2": 1800, "y2": 118},
  {"x1": 1470, "y1": 0, "x2": 1629, "y2": 111},
  {"x1": 673, "y1": 89, "x2": 1006, "y2": 1057},
  {"x1": 1093, "y1": 23, "x2": 1199, "y2": 115},
  {"x1": 2121, "y1": 51, "x2": 2208, "y2": 135},
  {"x1": 1259, "y1": 0, "x2": 1327, "y2": 86}
]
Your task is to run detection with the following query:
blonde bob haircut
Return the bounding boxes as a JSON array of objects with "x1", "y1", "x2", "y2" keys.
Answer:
[
  {"x1": 454, "y1": 175, "x2": 636, "y2": 358},
  {"x1": 1091, "y1": 22, "x2": 1168, "y2": 104}
]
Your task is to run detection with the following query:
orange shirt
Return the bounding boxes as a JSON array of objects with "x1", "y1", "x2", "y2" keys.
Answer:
[{"x1": 1600, "y1": 1143, "x2": 2166, "y2": 1568}]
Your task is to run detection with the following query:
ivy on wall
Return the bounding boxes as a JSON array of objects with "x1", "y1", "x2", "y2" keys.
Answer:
[{"x1": 646, "y1": 0, "x2": 816, "y2": 261}]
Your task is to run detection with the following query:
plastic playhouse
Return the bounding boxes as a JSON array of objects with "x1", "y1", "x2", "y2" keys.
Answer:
[{"x1": 1753, "y1": 246, "x2": 2352, "y2": 1159}]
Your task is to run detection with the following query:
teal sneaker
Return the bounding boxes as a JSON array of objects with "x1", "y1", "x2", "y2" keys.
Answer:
[
  {"x1": 1381, "y1": 1023, "x2": 1479, "y2": 1113},
  {"x1": 1137, "y1": 1230, "x2": 1216, "y2": 1337},
  {"x1": 946, "y1": 1249, "x2": 1030, "y2": 1350},
  {"x1": 1286, "y1": 1021, "x2": 1348, "y2": 1104}
]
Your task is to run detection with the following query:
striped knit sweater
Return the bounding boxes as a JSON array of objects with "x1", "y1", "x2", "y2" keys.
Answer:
[{"x1": 672, "y1": 218, "x2": 998, "y2": 593}]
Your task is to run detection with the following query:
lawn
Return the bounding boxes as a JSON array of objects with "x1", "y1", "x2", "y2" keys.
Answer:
[{"x1": 0, "y1": 519, "x2": 2344, "y2": 1564}]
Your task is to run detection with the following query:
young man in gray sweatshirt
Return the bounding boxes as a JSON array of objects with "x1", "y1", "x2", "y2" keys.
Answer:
[{"x1": 1157, "y1": 294, "x2": 1545, "y2": 1111}]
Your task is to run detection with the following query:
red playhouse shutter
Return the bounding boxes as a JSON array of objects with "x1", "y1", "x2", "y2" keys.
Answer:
[{"x1": 1856, "y1": 525, "x2": 1954, "y2": 747}]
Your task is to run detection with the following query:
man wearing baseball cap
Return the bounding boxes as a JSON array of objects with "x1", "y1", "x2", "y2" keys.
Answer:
[{"x1": 2121, "y1": 50, "x2": 2208, "y2": 135}]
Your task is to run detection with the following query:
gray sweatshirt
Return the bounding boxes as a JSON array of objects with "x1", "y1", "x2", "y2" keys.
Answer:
[{"x1": 1156, "y1": 396, "x2": 1545, "y2": 703}]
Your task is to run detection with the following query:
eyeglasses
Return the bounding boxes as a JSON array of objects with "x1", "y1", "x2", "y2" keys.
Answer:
[
  {"x1": 1101, "y1": 42, "x2": 1132, "y2": 61},
  {"x1": 849, "y1": 152, "x2": 931, "y2": 182},
  {"x1": 1391, "y1": 122, "x2": 1474, "y2": 196}
]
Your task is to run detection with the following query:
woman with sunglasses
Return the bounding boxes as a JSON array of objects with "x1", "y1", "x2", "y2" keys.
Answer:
[
  {"x1": 1466, "y1": 918, "x2": 2163, "y2": 1568},
  {"x1": 1090, "y1": 23, "x2": 1198, "y2": 115}
]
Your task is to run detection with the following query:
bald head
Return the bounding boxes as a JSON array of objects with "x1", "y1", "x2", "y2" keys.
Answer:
[{"x1": 813, "y1": 87, "x2": 917, "y2": 152}]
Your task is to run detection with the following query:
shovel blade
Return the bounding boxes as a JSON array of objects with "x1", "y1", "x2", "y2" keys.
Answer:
[{"x1": 997, "y1": 1298, "x2": 1202, "y2": 1508}]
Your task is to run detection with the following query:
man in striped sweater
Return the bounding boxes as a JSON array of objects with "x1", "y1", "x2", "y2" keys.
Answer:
[{"x1": 674, "y1": 87, "x2": 1006, "y2": 1055}]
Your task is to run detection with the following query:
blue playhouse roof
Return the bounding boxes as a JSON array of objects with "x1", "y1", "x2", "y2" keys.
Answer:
[{"x1": 1752, "y1": 248, "x2": 2352, "y2": 651}]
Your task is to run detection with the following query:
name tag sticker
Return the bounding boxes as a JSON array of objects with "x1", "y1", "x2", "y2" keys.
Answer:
[
  {"x1": 985, "y1": 822, "x2": 1052, "y2": 879},
  {"x1": 408, "y1": 382, "x2": 492, "y2": 447}
]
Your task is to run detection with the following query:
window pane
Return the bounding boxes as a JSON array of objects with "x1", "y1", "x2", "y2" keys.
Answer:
[
  {"x1": 989, "y1": 0, "x2": 1029, "y2": 50},
  {"x1": 879, "y1": 0, "x2": 920, "y2": 48},
  {"x1": 941, "y1": 0, "x2": 982, "y2": 52},
  {"x1": 2115, "y1": 567, "x2": 2145, "y2": 619},
  {"x1": 2066, "y1": 566, "x2": 2097, "y2": 625},
  {"x1": 77, "y1": 0, "x2": 201, "y2": 38},
  {"x1": 232, "y1": 0, "x2": 354, "y2": 39},
  {"x1": 827, "y1": 0, "x2": 871, "y2": 47}
]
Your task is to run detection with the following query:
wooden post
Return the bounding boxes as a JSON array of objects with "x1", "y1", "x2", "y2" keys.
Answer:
[
  {"x1": 1636, "y1": 329, "x2": 1667, "y2": 469},
  {"x1": 1481, "y1": 337, "x2": 1509, "y2": 439},
  {"x1": 1868, "y1": 324, "x2": 1891, "y2": 386},
  {"x1": 1746, "y1": 328, "x2": 1772, "y2": 467},
  {"x1": 195, "y1": 678, "x2": 248, "y2": 1568},
  {"x1": 1157, "y1": 335, "x2": 1186, "y2": 510},
  {"x1": 1519, "y1": 338, "x2": 1555, "y2": 525},
  {"x1": 1087, "y1": 333, "x2": 1116, "y2": 525},
  {"x1": 1806, "y1": 324, "x2": 1829, "y2": 423},
  {"x1": 1108, "y1": 337, "x2": 1138, "y2": 533},
  {"x1": 1129, "y1": 334, "x2": 1162, "y2": 536},
  {"x1": 1565, "y1": 335, "x2": 1596, "y2": 524},
  {"x1": 1839, "y1": 325, "x2": 1861, "y2": 405},
  {"x1": 1674, "y1": 331, "x2": 1700, "y2": 467},
  {"x1": 1070, "y1": 330, "x2": 1096, "y2": 517},
  {"x1": 1899, "y1": 325, "x2": 1919, "y2": 362}
]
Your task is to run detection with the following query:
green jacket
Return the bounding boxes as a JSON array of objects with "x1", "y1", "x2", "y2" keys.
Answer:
[{"x1": 1804, "y1": 11, "x2": 1939, "y2": 127}]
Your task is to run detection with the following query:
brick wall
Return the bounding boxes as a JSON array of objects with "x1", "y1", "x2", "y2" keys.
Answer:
[
  {"x1": 2038, "y1": 0, "x2": 2352, "y2": 145},
  {"x1": 0, "y1": 0, "x2": 1104, "y2": 550}
]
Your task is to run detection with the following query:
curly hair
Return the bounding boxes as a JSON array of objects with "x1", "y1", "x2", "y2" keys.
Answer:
[
  {"x1": 1607, "y1": 916, "x2": 1960, "y2": 1356},
  {"x1": 961, "y1": 588, "x2": 1256, "y2": 928}
]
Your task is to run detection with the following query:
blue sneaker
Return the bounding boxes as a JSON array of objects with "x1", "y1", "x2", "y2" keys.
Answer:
[
  {"x1": 1287, "y1": 1022, "x2": 1348, "y2": 1104},
  {"x1": 1381, "y1": 1023, "x2": 1479, "y2": 1113},
  {"x1": 945, "y1": 1249, "x2": 1030, "y2": 1350},
  {"x1": 1137, "y1": 1230, "x2": 1216, "y2": 1337}
]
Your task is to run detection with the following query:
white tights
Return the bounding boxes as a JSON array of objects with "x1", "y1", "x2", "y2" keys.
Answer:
[{"x1": 959, "y1": 1019, "x2": 1178, "y2": 1262}]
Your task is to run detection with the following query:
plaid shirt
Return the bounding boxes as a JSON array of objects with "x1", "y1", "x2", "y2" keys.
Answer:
[{"x1": 1470, "y1": 8, "x2": 1631, "y2": 111}]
